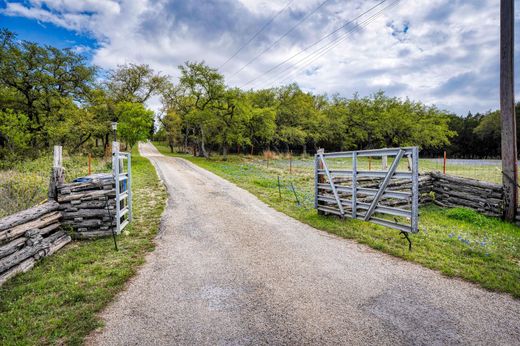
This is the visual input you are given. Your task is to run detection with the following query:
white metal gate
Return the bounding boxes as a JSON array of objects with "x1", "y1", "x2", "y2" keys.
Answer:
[
  {"x1": 112, "y1": 142, "x2": 132, "y2": 234},
  {"x1": 314, "y1": 147, "x2": 419, "y2": 233}
]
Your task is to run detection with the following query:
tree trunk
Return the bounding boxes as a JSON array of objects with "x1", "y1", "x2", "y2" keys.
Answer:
[
  {"x1": 199, "y1": 128, "x2": 209, "y2": 158},
  {"x1": 184, "y1": 127, "x2": 189, "y2": 153},
  {"x1": 223, "y1": 145, "x2": 228, "y2": 160}
]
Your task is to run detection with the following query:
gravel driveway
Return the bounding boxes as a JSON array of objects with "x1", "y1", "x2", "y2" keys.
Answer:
[{"x1": 88, "y1": 142, "x2": 520, "y2": 345}]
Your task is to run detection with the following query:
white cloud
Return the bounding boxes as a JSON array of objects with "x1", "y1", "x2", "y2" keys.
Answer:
[{"x1": 2, "y1": 0, "x2": 518, "y2": 114}]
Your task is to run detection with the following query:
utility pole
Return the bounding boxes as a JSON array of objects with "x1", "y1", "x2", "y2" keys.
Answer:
[{"x1": 500, "y1": 0, "x2": 517, "y2": 221}]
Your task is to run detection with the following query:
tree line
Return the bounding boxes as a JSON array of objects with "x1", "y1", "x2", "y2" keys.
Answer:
[
  {"x1": 0, "y1": 28, "x2": 514, "y2": 164},
  {"x1": 157, "y1": 62, "x2": 455, "y2": 158}
]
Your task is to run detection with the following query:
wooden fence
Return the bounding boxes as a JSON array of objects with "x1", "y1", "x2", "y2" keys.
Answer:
[{"x1": 0, "y1": 201, "x2": 70, "y2": 285}]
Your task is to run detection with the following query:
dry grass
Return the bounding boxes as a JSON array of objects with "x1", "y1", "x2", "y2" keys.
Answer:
[{"x1": 0, "y1": 153, "x2": 110, "y2": 218}]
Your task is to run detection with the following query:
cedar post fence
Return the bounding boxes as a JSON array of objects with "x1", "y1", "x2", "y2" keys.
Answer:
[{"x1": 48, "y1": 146, "x2": 64, "y2": 200}]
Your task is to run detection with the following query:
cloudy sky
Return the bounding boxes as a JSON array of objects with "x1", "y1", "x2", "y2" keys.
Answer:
[{"x1": 0, "y1": 0, "x2": 519, "y2": 115}]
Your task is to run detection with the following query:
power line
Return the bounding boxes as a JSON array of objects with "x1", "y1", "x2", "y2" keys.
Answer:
[
  {"x1": 257, "y1": 0, "x2": 402, "y2": 89},
  {"x1": 241, "y1": 0, "x2": 389, "y2": 88},
  {"x1": 219, "y1": 0, "x2": 294, "y2": 70},
  {"x1": 229, "y1": 0, "x2": 332, "y2": 79},
  {"x1": 255, "y1": 0, "x2": 401, "y2": 88}
]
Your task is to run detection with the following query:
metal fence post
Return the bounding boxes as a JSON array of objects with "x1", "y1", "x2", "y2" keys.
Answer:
[
  {"x1": 112, "y1": 141, "x2": 121, "y2": 234},
  {"x1": 314, "y1": 152, "x2": 319, "y2": 209},
  {"x1": 411, "y1": 147, "x2": 419, "y2": 233},
  {"x1": 127, "y1": 153, "x2": 132, "y2": 222},
  {"x1": 352, "y1": 151, "x2": 357, "y2": 219}
]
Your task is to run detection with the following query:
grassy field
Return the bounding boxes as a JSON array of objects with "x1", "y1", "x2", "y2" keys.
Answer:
[
  {"x1": 0, "y1": 146, "x2": 167, "y2": 345},
  {"x1": 155, "y1": 142, "x2": 520, "y2": 298},
  {"x1": 0, "y1": 153, "x2": 111, "y2": 218}
]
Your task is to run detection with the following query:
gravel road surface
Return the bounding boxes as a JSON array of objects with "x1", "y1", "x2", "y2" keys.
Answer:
[{"x1": 88, "y1": 142, "x2": 520, "y2": 345}]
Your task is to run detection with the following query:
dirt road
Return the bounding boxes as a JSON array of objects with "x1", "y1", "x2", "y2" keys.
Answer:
[{"x1": 89, "y1": 142, "x2": 520, "y2": 345}]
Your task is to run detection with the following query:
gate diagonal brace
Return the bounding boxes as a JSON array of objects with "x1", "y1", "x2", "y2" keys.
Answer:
[{"x1": 364, "y1": 149, "x2": 404, "y2": 221}]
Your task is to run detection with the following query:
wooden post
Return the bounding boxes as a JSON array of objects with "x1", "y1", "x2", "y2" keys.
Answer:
[
  {"x1": 88, "y1": 153, "x2": 92, "y2": 175},
  {"x1": 382, "y1": 155, "x2": 388, "y2": 170},
  {"x1": 443, "y1": 151, "x2": 447, "y2": 175},
  {"x1": 48, "y1": 146, "x2": 64, "y2": 200},
  {"x1": 289, "y1": 151, "x2": 292, "y2": 174},
  {"x1": 368, "y1": 156, "x2": 372, "y2": 171},
  {"x1": 316, "y1": 149, "x2": 325, "y2": 215},
  {"x1": 500, "y1": 0, "x2": 517, "y2": 221}
]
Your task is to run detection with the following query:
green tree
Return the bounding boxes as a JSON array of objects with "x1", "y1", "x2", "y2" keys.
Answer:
[
  {"x1": 0, "y1": 29, "x2": 95, "y2": 150},
  {"x1": 160, "y1": 110, "x2": 183, "y2": 153},
  {"x1": 106, "y1": 63, "x2": 168, "y2": 103},
  {"x1": 0, "y1": 109, "x2": 30, "y2": 159},
  {"x1": 116, "y1": 102, "x2": 154, "y2": 148}
]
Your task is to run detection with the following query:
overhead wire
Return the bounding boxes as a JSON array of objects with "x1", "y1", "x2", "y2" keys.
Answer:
[
  {"x1": 240, "y1": 0, "x2": 389, "y2": 88},
  {"x1": 218, "y1": 0, "x2": 294, "y2": 70},
  {"x1": 229, "y1": 0, "x2": 332, "y2": 79},
  {"x1": 256, "y1": 0, "x2": 402, "y2": 89}
]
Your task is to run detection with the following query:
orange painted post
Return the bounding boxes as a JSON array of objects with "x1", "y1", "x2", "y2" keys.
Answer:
[
  {"x1": 443, "y1": 151, "x2": 447, "y2": 175},
  {"x1": 88, "y1": 153, "x2": 92, "y2": 175}
]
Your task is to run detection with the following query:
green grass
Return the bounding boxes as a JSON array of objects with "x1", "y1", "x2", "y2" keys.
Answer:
[
  {"x1": 155, "y1": 142, "x2": 520, "y2": 298},
  {"x1": 0, "y1": 153, "x2": 111, "y2": 218},
  {"x1": 0, "y1": 146, "x2": 167, "y2": 345}
]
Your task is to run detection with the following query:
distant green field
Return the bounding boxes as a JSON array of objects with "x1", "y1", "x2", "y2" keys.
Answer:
[
  {"x1": 155, "y1": 142, "x2": 520, "y2": 298},
  {"x1": 158, "y1": 146, "x2": 503, "y2": 184}
]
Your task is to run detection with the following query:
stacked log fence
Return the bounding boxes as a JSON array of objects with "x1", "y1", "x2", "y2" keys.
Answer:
[
  {"x1": 0, "y1": 200, "x2": 70, "y2": 285},
  {"x1": 428, "y1": 172, "x2": 504, "y2": 218},
  {"x1": 0, "y1": 145, "x2": 118, "y2": 286},
  {"x1": 58, "y1": 177, "x2": 116, "y2": 239}
]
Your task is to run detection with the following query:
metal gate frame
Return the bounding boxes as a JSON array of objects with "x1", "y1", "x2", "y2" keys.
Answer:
[
  {"x1": 314, "y1": 147, "x2": 419, "y2": 233},
  {"x1": 112, "y1": 142, "x2": 132, "y2": 234}
]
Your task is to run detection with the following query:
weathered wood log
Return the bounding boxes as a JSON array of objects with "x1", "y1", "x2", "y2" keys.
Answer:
[
  {"x1": 432, "y1": 187, "x2": 494, "y2": 204},
  {"x1": 0, "y1": 257, "x2": 35, "y2": 286},
  {"x1": 62, "y1": 209, "x2": 110, "y2": 220},
  {"x1": 430, "y1": 172, "x2": 502, "y2": 190},
  {"x1": 46, "y1": 231, "x2": 71, "y2": 256},
  {"x1": 0, "y1": 211, "x2": 61, "y2": 245},
  {"x1": 0, "y1": 201, "x2": 59, "y2": 232},
  {"x1": 39, "y1": 222, "x2": 61, "y2": 236},
  {"x1": 0, "y1": 237, "x2": 26, "y2": 259},
  {"x1": 0, "y1": 240, "x2": 47, "y2": 273},
  {"x1": 58, "y1": 190, "x2": 115, "y2": 203},
  {"x1": 62, "y1": 219, "x2": 102, "y2": 228},
  {"x1": 0, "y1": 231, "x2": 70, "y2": 285},
  {"x1": 59, "y1": 200, "x2": 114, "y2": 210},
  {"x1": 72, "y1": 230, "x2": 114, "y2": 239}
]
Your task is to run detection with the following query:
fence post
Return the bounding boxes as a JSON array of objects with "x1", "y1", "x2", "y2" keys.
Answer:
[
  {"x1": 411, "y1": 147, "x2": 419, "y2": 233},
  {"x1": 382, "y1": 155, "x2": 388, "y2": 170},
  {"x1": 352, "y1": 151, "x2": 357, "y2": 219},
  {"x1": 48, "y1": 145, "x2": 64, "y2": 200},
  {"x1": 443, "y1": 151, "x2": 447, "y2": 175},
  {"x1": 88, "y1": 153, "x2": 92, "y2": 175},
  {"x1": 112, "y1": 142, "x2": 120, "y2": 234},
  {"x1": 500, "y1": 0, "x2": 517, "y2": 221},
  {"x1": 316, "y1": 149, "x2": 325, "y2": 214}
]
